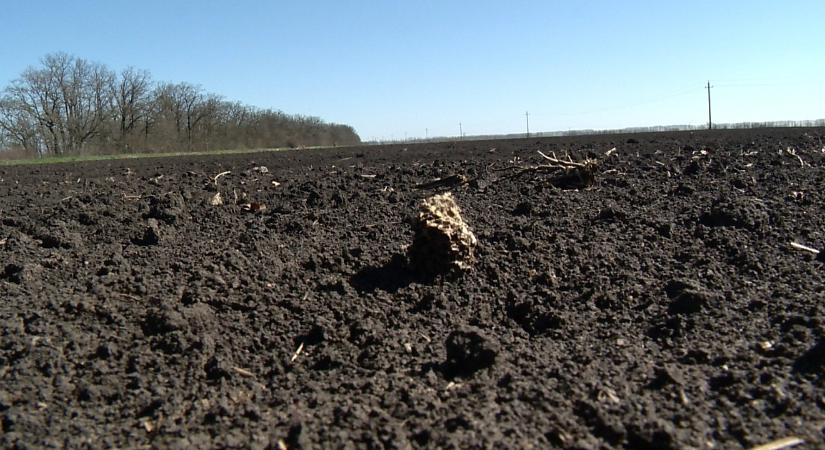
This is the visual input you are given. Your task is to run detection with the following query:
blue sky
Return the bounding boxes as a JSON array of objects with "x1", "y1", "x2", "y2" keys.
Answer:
[{"x1": 1, "y1": 0, "x2": 823, "y2": 140}]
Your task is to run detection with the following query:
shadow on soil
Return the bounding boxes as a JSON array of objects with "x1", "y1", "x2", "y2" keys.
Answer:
[{"x1": 350, "y1": 254, "x2": 417, "y2": 293}]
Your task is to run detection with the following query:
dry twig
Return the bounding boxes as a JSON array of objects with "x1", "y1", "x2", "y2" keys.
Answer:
[
  {"x1": 790, "y1": 242, "x2": 820, "y2": 254},
  {"x1": 748, "y1": 437, "x2": 804, "y2": 450},
  {"x1": 213, "y1": 171, "x2": 231, "y2": 184},
  {"x1": 290, "y1": 342, "x2": 304, "y2": 362},
  {"x1": 785, "y1": 147, "x2": 805, "y2": 167},
  {"x1": 231, "y1": 367, "x2": 255, "y2": 378}
]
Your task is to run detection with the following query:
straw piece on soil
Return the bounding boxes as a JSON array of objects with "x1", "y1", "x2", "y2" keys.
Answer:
[
  {"x1": 232, "y1": 367, "x2": 255, "y2": 378},
  {"x1": 748, "y1": 437, "x2": 804, "y2": 450},
  {"x1": 291, "y1": 342, "x2": 304, "y2": 362},
  {"x1": 213, "y1": 170, "x2": 231, "y2": 184},
  {"x1": 790, "y1": 242, "x2": 820, "y2": 254}
]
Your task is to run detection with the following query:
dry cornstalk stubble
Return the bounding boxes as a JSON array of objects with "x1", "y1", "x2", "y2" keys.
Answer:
[{"x1": 496, "y1": 149, "x2": 607, "y2": 189}]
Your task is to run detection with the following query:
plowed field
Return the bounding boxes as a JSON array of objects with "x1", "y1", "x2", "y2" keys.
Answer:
[{"x1": 1, "y1": 128, "x2": 824, "y2": 449}]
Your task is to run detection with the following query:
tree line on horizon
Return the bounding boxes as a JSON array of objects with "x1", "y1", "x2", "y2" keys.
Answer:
[{"x1": 0, "y1": 53, "x2": 360, "y2": 157}]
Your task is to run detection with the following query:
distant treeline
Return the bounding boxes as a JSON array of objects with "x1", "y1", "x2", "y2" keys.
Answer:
[
  {"x1": 547, "y1": 119, "x2": 825, "y2": 137},
  {"x1": 373, "y1": 119, "x2": 825, "y2": 145},
  {"x1": 0, "y1": 53, "x2": 360, "y2": 157}
]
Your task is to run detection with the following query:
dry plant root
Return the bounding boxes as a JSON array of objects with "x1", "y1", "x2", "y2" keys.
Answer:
[
  {"x1": 496, "y1": 150, "x2": 601, "y2": 189},
  {"x1": 537, "y1": 150, "x2": 599, "y2": 188}
]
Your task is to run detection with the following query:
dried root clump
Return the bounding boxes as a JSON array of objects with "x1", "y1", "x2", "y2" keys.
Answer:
[
  {"x1": 496, "y1": 150, "x2": 602, "y2": 189},
  {"x1": 535, "y1": 151, "x2": 599, "y2": 189},
  {"x1": 408, "y1": 192, "x2": 477, "y2": 276}
]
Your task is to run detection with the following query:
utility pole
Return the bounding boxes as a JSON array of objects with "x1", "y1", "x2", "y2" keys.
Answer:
[
  {"x1": 706, "y1": 81, "x2": 713, "y2": 130},
  {"x1": 459, "y1": 122, "x2": 463, "y2": 139},
  {"x1": 525, "y1": 111, "x2": 530, "y2": 138}
]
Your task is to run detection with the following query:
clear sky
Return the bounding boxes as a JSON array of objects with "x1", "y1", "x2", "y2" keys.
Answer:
[{"x1": 1, "y1": 0, "x2": 823, "y2": 140}]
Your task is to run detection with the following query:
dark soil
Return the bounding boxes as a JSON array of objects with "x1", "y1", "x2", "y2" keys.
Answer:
[{"x1": 1, "y1": 128, "x2": 824, "y2": 449}]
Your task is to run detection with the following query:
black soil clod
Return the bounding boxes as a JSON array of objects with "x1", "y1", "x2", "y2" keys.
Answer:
[
  {"x1": 793, "y1": 339, "x2": 825, "y2": 373},
  {"x1": 146, "y1": 193, "x2": 187, "y2": 224},
  {"x1": 141, "y1": 308, "x2": 187, "y2": 336},
  {"x1": 443, "y1": 326, "x2": 499, "y2": 377},
  {"x1": 699, "y1": 195, "x2": 769, "y2": 231},
  {"x1": 133, "y1": 219, "x2": 161, "y2": 246},
  {"x1": 512, "y1": 201, "x2": 533, "y2": 216},
  {"x1": 664, "y1": 279, "x2": 719, "y2": 315}
]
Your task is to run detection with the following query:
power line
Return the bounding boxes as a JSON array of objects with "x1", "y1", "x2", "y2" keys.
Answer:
[
  {"x1": 713, "y1": 78, "x2": 820, "y2": 88},
  {"x1": 530, "y1": 87, "x2": 698, "y2": 118}
]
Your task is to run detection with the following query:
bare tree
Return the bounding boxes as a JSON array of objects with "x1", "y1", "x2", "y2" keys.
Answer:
[
  {"x1": 58, "y1": 55, "x2": 113, "y2": 151},
  {"x1": 4, "y1": 60, "x2": 65, "y2": 154},
  {"x1": 180, "y1": 83, "x2": 205, "y2": 150},
  {"x1": 150, "y1": 82, "x2": 186, "y2": 149},
  {"x1": 1, "y1": 52, "x2": 361, "y2": 156},
  {"x1": 0, "y1": 53, "x2": 116, "y2": 154},
  {"x1": 0, "y1": 96, "x2": 40, "y2": 153},
  {"x1": 153, "y1": 83, "x2": 219, "y2": 151},
  {"x1": 110, "y1": 67, "x2": 152, "y2": 150}
]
